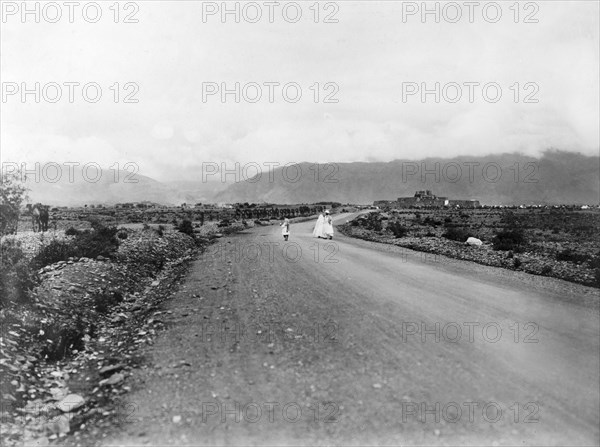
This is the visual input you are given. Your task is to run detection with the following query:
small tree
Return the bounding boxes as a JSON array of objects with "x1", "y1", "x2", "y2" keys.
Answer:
[
  {"x1": 492, "y1": 229, "x2": 527, "y2": 251},
  {"x1": 0, "y1": 167, "x2": 29, "y2": 235},
  {"x1": 178, "y1": 219, "x2": 194, "y2": 237},
  {"x1": 388, "y1": 221, "x2": 408, "y2": 238}
]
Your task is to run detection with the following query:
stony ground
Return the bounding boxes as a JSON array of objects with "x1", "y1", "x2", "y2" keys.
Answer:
[
  {"x1": 1, "y1": 230, "x2": 72, "y2": 258},
  {"x1": 3, "y1": 215, "x2": 599, "y2": 446},
  {"x1": 338, "y1": 211, "x2": 599, "y2": 288},
  {"x1": 88, "y1": 215, "x2": 599, "y2": 446},
  {"x1": 0, "y1": 228, "x2": 200, "y2": 446}
]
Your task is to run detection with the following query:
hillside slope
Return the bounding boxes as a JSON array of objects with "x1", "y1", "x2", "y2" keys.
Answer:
[{"x1": 214, "y1": 150, "x2": 599, "y2": 205}]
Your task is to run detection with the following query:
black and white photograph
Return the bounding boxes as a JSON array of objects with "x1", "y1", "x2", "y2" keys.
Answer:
[{"x1": 1, "y1": 1, "x2": 599, "y2": 445}]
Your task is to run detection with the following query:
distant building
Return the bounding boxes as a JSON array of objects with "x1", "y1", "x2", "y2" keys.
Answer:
[
  {"x1": 397, "y1": 190, "x2": 448, "y2": 208},
  {"x1": 375, "y1": 190, "x2": 480, "y2": 209}
]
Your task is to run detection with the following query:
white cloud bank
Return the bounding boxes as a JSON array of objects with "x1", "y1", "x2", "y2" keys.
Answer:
[{"x1": 1, "y1": 1, "x2": 598, "y2": 181}]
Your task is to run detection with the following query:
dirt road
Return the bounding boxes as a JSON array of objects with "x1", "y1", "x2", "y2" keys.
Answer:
[{"x1": 103, "y1": 213, "x2": 600, "y2": 446}]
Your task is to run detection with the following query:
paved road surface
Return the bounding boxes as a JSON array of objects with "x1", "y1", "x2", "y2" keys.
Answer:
[{"x1": 104, "y1": 213, "x2": 600, "y2": 446}]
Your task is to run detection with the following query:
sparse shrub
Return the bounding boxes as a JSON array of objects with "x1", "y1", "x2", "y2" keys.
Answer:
[
  {"x1": 556, "y1": 249, "x2": 590, "y2": 264},
  {"x1": 92, "y1": 287, "x2": 124, "y2": 314},
  {"x1": 388, "y1": 221, "x2": 408, "y2": 238},
  {"x1": 0, "y1": 240, "x2": 36, "y2": 307},
  {"x1": 65, "y1": 226, "x2": 80, "y2": 236},
  {"x1": 38, "y1": 314, "x2": 87, "y2": 361},
  {"x1": 541, "y1": 265, "x2": 552, "y2": 276},
  {"x1": 588, "y1": 251, "x2": 600, "y2": 270},
  {"x1": 88, "y1": 216, "x2": 104, "y2": 230},
  {"x1": 492, "y1": 229, "x2": 527, "y2": 251},
  {"x1": 32, "y1": 239, "x2": 77, "y2": 269},
  {"x1": 177, "y1": 219, "x2": 195, "y2": 237},
  {"x1": 156, "y1": 224, "x2": 166, "y2": 237},
  {"x1": 423, "y1": 216, "x2": 439, "y2": 227},
  {"x1": 369, "y1": 219, "x2": 383, "y2": 232},
  {"x1": 32, "y1": 225, "x2": 119, "y2": 269},
  {"x1": 71, "y1": 226, "x2": 119, "y2": 259},
  {"x1": 442, "y1": 227, "x2": 469, "y2": 242}
]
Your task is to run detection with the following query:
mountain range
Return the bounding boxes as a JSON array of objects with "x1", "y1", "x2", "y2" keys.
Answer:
[
  {"x1": 22, "y1": 150, "x2": 599, "y2": 206},
  {"x1": 214, "y1": 150, "x2": 599, "y2": 206},
  {"x1": 23, "y1": 166, "x2": 227, "y2": 207}
]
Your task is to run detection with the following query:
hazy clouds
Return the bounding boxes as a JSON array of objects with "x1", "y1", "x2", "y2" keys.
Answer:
[{"x1": 1, "y1": 1, "x2": 598, "y2": 181}]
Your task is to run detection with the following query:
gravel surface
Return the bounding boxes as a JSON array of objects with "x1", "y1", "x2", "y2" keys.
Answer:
[{"x1": 96, "y1": 214, "x2": 599, "y2": 446}]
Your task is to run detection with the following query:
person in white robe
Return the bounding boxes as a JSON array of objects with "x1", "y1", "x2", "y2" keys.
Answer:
[
  {"x1": 323, "y1": 210, "x2": 334, "y2": 239},
  {"x1": 312, "y1": 212, "x2": 325, "y2": 238},
  {"x1": 280, "y1": 218, "x2": 290, "y2": 241}
]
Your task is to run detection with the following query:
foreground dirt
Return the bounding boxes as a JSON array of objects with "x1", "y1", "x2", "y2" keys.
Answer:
[{"x1": 101, "y1": 214, "x2": 599, "y2": 446}]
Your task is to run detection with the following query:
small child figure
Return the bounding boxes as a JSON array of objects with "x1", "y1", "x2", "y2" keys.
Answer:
[{"x1": 281, "y1": 218, "x2": 290, "y2": 241}]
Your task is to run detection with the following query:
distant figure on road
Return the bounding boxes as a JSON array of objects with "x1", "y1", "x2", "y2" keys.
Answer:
[
  {"x1": 312, "y1": 211, "x2": 325, "y2": 238},
  {"x1": 323, "y1": 210, "x2": 334, "y2": 239},
  {"x1": 280, "y1": 218, "x2": 290, "y2": 241}
]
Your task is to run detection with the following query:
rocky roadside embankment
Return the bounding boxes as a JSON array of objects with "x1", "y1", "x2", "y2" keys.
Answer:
[
  {"x1": 338, "y1": 223, "x2": 599, "y2": 289},
  {"x1": 0, "y1": 226, "x2": 236, "y2": 446}
]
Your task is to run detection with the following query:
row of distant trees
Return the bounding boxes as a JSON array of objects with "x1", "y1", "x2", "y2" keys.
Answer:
[{"x1": 234, "y1": 205, "x2": 331, "y2": 220}]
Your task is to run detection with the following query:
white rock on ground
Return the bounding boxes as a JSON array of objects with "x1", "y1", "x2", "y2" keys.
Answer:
[{"x1": 465, "y1": 237, "x2": 483, "y2": 246}]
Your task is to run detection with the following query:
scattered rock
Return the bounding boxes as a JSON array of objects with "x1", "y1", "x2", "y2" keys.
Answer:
[
  {"x1": 465, "y1": 237, "x2": 483, "y2": 246},
  {"x1": 99, "y1": 363, "x2": 126, "y2": 376},
  {"x1": 56, "y1": 394, "x2": 85, "y2": 413},
  {"x1": 111, "y1": 313, "x2": 129, "y2": 323},
  {"x1": 100, "y1": 372, "x2": 125, "y2": 386}
]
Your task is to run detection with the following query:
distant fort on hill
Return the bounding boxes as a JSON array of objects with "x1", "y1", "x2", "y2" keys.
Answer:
[{"x1": 374, "y1": 190, "x2": 480, "y2": 209}]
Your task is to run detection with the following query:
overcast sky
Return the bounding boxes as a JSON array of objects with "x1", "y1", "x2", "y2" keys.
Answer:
[{"x1": 1, "y1": 1, "x2": 598, "y2": 181}]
